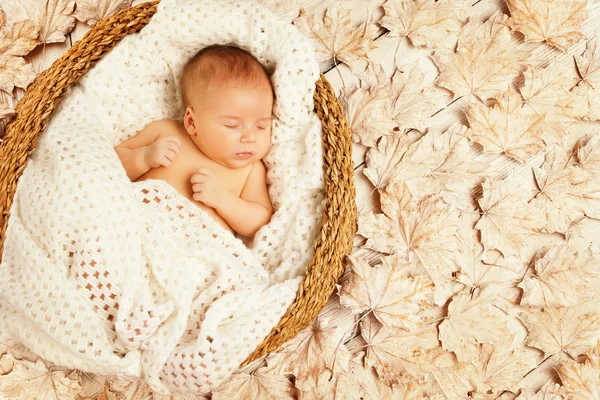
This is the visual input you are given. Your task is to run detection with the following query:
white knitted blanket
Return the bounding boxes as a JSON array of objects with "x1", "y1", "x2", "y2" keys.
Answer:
[{"x1": 0, "y1": 0, "x2": 324, "y2": 395}]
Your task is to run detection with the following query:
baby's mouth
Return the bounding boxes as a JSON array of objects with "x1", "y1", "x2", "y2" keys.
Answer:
[{"x1": 235, "y1": 152, "x2": 253, "y2": 159}]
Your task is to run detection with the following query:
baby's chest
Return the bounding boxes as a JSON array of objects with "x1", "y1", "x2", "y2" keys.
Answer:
[{"x1": 173, "y1": 153, "x2": 248, "y2": 196}]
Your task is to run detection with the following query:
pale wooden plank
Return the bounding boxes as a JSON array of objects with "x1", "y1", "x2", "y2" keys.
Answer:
[{"x1": 69, "y1": 21, "x2": 91, "y2": 45}]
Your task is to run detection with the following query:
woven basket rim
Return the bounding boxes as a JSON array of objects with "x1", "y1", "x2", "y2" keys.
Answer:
[{"x1": 0, "y1": 0, "x2": 357, "y2": 371}]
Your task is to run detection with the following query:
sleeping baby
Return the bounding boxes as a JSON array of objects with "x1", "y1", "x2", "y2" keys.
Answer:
[{"x1": 115, "y1": 45, "x2": 274, "y2": 238}]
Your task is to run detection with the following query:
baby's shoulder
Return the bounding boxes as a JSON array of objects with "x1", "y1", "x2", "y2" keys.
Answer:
[
  {"x1": 146, "y1": 118, "x2": 184, "y2": 137},
  {"x1": 244, "y1": 160, "x2": 266, "y2": 182}
]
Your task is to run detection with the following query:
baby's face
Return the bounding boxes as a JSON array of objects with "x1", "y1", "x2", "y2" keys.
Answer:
[{"x1": 187, "y1": 83, "x2": 274, "y2": 169}]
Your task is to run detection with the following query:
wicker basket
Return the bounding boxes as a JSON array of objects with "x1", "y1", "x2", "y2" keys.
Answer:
[{"x1": 0, "y1": 0, "x2": 356, "y2": 368}]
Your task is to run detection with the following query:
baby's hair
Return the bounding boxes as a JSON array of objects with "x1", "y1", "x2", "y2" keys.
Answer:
[{"x1": 180, "y1": 44, "x2": 273, "y2": 108}]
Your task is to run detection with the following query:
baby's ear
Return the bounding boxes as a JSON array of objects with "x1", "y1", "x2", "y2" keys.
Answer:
[{"x1": 183, "y1": 107, "x2": 197, "y2": 136}]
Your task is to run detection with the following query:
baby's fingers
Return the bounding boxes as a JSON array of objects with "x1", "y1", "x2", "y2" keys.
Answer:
[
  {"x1": 164, "y1": 149, "x2": 177, "y2": 161},
  {"x1": 190, "y1": 174, "x2": 204, "y2": 184},
  {"x1": 192, "y1": 183, "x2": 204, "y2": 193},
  {"x1": 160, "y1": 156, "x2": 172, "y2": 167}
]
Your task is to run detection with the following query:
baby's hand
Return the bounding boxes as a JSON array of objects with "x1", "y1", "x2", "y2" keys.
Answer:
[
  {"x1": 190, "y1": 168, "x2": 228, "y2": 208},
  {"x1": 144, "y1": 136, "x2": 181, "y2": 168}
]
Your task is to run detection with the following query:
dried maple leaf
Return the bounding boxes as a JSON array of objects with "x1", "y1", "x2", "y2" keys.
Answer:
[
  {"x1": 340, "y1": 64, "x2": 397, "y2": 147},
  {"x1": 453, "y1": 220, "x2": 525, "y2": 298},
  {"x1": 516, "y1": 381, "x2": 564, "y2": 399},
  {"x1": 364, "y1": 124, "x2": 485, "y2": 208},
  {"x1": 380, "y1": 0, "x2": 468, "y2": 49},
  {"x1": 555, "y1": 345, "x2": 600, "y2": 400},
  {"x1": 73, "y1": 0, "x2": 133, "y2": 26},
  {"x1": 341, "y1": 62, "x2": 446, "y2": 147},
  {"x1": 519, "y1": 63, "x2": 587, "y2": 122},
  {"x1": 0, "y1": 14, "x2": 39, "y2": 94},
  {"x1": 571, "y1": 82, "x2": 600, "y2": 121},
  {"x1": 2, "y1": 0, "x2": 76, "y2": 44},
  {"x1": 519, "y1": 306, "x2": 600, "y2": 359},
  {"x1": 0, "y1": 356, "x2": 81, "y2": 399},
  {"x1": 390, "y1": 63, "x2": 449, "y2": 133},
  {"x1": 469, "y1": 343, "x2": 541, "y2": 396},
  {"x1": 423, "y1": 363, "x2": 477, "y2": 400},
  {"x1": 359, "y1": 313, "x2": 439, "y2": 384},
  {"x1": 211, "y1": 367, "x2": 296, "y2": 399},
  {"x1": 432, "y1": 13, "x2": 527, "y2": 102},
  {"x1": 575, "y1": 35, "x2": 600, "y2": 90},
  {"x1": 505, "y1": 0, "x2": 587, "y2": 53},
  {"x1": 293, "y1": 7, "x2": 377, "y2": 68},
  {"x1": 264, "y1": 316, "x2": 352, "y2": 392},
  {"x1": 0, "y1": 19, "x2": 40, "y2": 57},
  {"x1": 475, "y1": 176, "x2": 545, "y2": 259},
  {"x1": 0, "y1": 98, "x2": 14, "y2": 120},
  {"x1": 464, "y1": 86, "x2": 550, "y2": 164},
  {"x1": 0, "y1": 55, "x2": 36, "y2": 93},
  {"x1": 573, "y1": 36, "x2": 600, "y2": 120},
  {"x1": 358, "y1": 181, "x2": 460, "y2": 262},
  {"x1": 338, "y1": 253, "x2": 434, "y2": 331},
  {"x1": 530, "y1": 140, "x2": 600, "y2": 226},
  {"x1": 518, "y1": 242, "x2": 600, "y2": 308},
  {"x1": 576, "y1": 134, "x2": 600, "y2": 174},
  {"x1": 363, "y1": 130, "x2": 422, "y2": 190},
  {"x1": 438, "y1": 291, "x2": 523, "y2": 363}
]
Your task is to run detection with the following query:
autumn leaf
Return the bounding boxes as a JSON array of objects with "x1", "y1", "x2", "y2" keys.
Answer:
[
  {"x1": 340, "y1": 64, "x2": 397, "y2": 147},
  {"x1": 0, "y1": 98, "x2": 14, "y2": 120},
  {"x1": 518, "y1": 242, "x2": 600, "y2": 308},
  {"x1": 338, "y1": 253, "x2": 434, "y2": 331},
  {"x1": 0, "y1": 19, "x2": 40, "y2": 57},
  {"x1": 453, "y1": 220, "x2": 525, "y2": 298},
  {"x1": 211, "y1": 367, "x2": 296, "y2": 400},
  {"x1": 380, "y1": 0, "x2": 468, "y2": 49},
  {"x1": 0, "y1": 55, "x2": 36, "y2": 93},
  {"x1": 515, "y1": 381, "x2": 564, "y2": 399},
  {"x1": 2, "y1": 0, "x2": 76, "y2": 44},
  {"x1": 341, "y1": 62, "x2": 446, "y2": 147},
  {"x1": 573, "y1": 35, "x2": 600, "y2": 120},
  {"x1": 364, "y1": 124, "x2": 485, "y2": 208},
  {"x1": 358, "y1": 181, "x2": 460, "y2": 263},
  {"x1": 469, "y1": 342, "x2": 541, "y2": 396},
  {"x1": 519, "y1": 306, "x2": 600, "y2": 359},
  {"x1": 576, "y1": 134, "x2": 600, "y2": 174},
  {"x1": 576, "y1": 35, "x2": 600, "y2": 90},
  {"x1": 438, "y1": 291, "x2": 523, "y2": 363},
  {"x1": 475, "y1": 176, "x2": 545, "y2": 259},
  {"x1": 390, "y1": 63, "x2": 449, "y2": 133},
  {"x1": 555, "y1": 345, "x2": 600, "y2": 400},
  {"x1": 529, "y1": 146, "x2": 583, "y2": 234},
  {"x1": 264, "y1": 316, "x2": 352, "y2": 392},
  {"x1": 423, "y1": 363, "x2": 477, "y2": 400},
  {"x1": 294, "y1": 7, "x2": 377, "y2": 68},
  {"x1": 363, "y1": 130, "x2": 422, "y2": 190},
  {"x1": 0, "y1": 13, "x2": 39, "y2": 94},
  {"x1": 464, "y1": 86, "x2": 550, "y2": 164},
  {"x1": 530, "y1": 140, "x2": 600, "y2": 226},
  {"x1": 519, "y1": 63, "x2": 587, "y2": 122},
  {"x1": 505, "y1": 0, "x2": 587, "y2": 53},
  {"x1": 0, "y1": 356, "x2": 81, "y2": 399},
  {"x1": 432, "y1": 13, "x2": 527, "y2": 102},
  {"x1": 73, "y1": 0, "x2": 133, "y2": 26},
  {"x1": 359, "y1": 313, "x2": 439, "y2": 384}
]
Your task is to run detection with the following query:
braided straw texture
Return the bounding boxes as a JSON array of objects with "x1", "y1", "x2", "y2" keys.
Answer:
[{"x1": 0, "y1": 0, "x2": 356, "y2": 369}]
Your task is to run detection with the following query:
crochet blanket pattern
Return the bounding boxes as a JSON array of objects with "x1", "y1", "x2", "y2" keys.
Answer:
[{"x1": 0, "y1": 0, "x2": 324, "y2": 395}]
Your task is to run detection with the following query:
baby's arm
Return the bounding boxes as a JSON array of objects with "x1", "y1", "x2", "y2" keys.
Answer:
[
  {"x1": 192, "y1": 161, "x2": 273, "y2": 238},
  {"x1": 115, "y1": 120, "x2": 180, "y2": 181}
]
